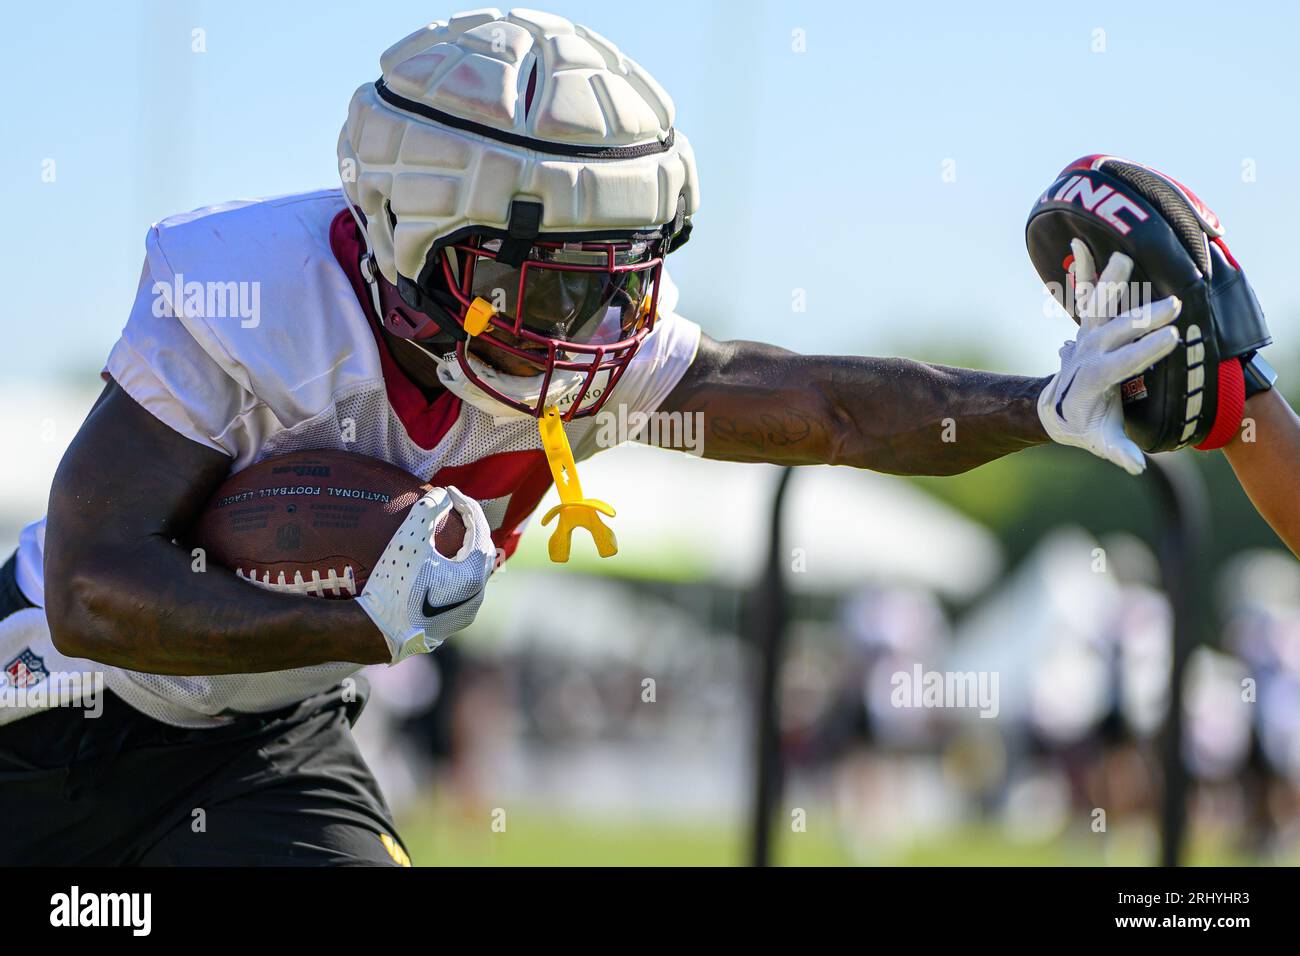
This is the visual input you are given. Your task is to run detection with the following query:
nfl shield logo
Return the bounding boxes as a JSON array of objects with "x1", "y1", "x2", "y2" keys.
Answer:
[{"x1": 3, "y1": 649, "x2": 48, "y2": 689}]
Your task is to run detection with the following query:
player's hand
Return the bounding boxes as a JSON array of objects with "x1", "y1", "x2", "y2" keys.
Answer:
[
  {"x1": 356, "y1": 486, "x2": 496, "y2": 664},
  {"x1": 1037, "y1": 240, "x2": 1182, "y2": 475}
]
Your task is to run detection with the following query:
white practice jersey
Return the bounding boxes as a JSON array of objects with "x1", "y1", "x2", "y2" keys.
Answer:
[{"x1": 3, "y1": 189, "x2": 700, "y2": 728}]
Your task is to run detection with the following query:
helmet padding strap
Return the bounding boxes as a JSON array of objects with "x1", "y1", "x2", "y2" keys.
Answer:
[{"x1": 495, "y1": 200, "x2": 544, "y2": 269}]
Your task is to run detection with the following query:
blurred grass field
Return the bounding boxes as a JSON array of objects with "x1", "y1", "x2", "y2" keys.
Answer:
[{"x1": 397, "y1": 799, "x2": 1280, "y2": 866}]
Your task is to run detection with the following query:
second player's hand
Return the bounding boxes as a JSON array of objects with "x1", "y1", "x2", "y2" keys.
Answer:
[{"x1": 1037, "y1": 240, "x2": 1182, "y2": 476}]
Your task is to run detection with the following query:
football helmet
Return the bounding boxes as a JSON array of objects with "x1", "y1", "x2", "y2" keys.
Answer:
[{"x1": 337, "y1": 8, "x2": 699, "y2": 420}]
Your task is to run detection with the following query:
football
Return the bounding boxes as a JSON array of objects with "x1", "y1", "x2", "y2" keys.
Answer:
[{"x1": 190, "y1": 450, "x2": 465, "y2": 598}]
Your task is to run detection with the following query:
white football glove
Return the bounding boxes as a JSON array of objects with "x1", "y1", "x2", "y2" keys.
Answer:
[
  {"x1": 1037, "y1": 239, "x2": 1183, "y2": 476},
  {"x1": 357, "y1": 486, "x2": 496, "y2": 665}
]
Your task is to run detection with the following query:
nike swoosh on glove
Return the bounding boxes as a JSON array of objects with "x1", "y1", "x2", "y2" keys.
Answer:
[
  {"x1": 357, "y1": 486, "x2": 497, "y2": 665},
  {"x1": 1038, "y1": 239, "x2": 1182, "y2": 476}
]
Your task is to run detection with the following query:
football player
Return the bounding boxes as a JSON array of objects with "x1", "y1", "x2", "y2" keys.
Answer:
[{"x1": 0, "y1": 9, "x2": 1206, "y2": 865}]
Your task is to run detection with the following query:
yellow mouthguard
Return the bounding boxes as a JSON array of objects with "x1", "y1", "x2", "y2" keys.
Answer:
[
  {"x1": 538, "y1": 405, "x2": 617, "y2": 562},
  {"x1": 464, "y1": 296, "x2": 495, "y2": 336}
]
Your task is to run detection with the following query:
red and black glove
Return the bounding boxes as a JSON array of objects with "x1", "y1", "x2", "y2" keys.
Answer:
[{"x1": 1027, "y1": 155, "x2": 1273, "y2": 453}]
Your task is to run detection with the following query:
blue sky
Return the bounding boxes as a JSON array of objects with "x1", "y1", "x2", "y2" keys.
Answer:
[{"x1": 4, "y1": 0, "x2": 1300, "y2": 381}]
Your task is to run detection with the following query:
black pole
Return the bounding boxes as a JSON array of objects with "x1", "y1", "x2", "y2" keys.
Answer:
[
  {"x1": 750, "y1": 466, "x2": 795, "y2": 867},
  {"x1": 1142, "y1": 454, "x2": 1208, "y2": 867}
]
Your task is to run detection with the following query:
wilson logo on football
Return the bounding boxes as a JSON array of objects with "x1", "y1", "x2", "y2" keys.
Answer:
[{"x1": 1040, "y1": 174, "x2": 1150, "y2": 236}]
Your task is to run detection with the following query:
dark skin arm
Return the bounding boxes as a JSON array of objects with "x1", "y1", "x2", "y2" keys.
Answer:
[
  {"x1": 43, "y1": 382, "x2": 390, "y2": 674},
  {"x1": 658, "y1": 334, "x2": 1050, "y2": 475}
]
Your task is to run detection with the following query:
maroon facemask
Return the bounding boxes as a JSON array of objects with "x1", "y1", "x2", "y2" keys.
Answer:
[{"x1": 382, "y1": 235, "x2": 665, "y2": 420}]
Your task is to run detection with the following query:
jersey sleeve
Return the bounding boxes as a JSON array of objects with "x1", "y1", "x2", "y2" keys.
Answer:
[
  {"x1": 569, "y1": 268, "x2": 702, "y2": 458},
  {"x1": 103, "y1": 259, "x2": 254, "y2": 458},
  {"x1": 602, "y1": 267, "x2": 700, "y2": 412},
  {"x1": 608, "y1": 306, "x2": 702, "y2": 416}
]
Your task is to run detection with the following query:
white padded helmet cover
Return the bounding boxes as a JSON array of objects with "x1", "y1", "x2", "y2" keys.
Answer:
[{"x1": 338, "y1": 7, "x2": 700, "y2": 285}]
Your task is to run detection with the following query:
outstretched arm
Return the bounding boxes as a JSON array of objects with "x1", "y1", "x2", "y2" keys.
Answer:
[
  {"x1": 1223, "y1": 389, "x2": 1300, "y2": 557},
  {"x1": 658, "y1": 334, "x2": 1050, "y2": 476},
  {"x1": 658, "y1": 253, "x2": 1180, "y2": 476}
]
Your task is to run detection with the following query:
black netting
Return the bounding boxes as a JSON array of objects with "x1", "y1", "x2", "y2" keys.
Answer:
[{"x1": 1103, "y1": 160, "x2": 1210, "y2": 275}]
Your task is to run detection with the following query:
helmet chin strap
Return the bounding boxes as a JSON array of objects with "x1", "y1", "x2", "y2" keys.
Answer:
[
  {"x1": 344, "y1": 194, "x2": 388, "y2": 322},
  {"x1": 347, "y1": 194, "x2": 459, "y2": 348},
  {"x1": 413, "y1": 341, "x2": 581, "y2": 422},
  {"x1": 387, "y1": 332, "x2": 456, "y2": 393}
]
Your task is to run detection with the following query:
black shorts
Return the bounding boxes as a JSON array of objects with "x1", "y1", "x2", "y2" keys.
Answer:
[{"x1": 0, "y1": 555, "x2": 410, "y2": 867}]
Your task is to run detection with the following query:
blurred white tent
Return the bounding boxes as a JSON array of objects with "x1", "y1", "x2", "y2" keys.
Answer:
[
  {"x1": 945, "y1": 527, "x2": 1171, "y2": 739},
  {"x1": 511, "y1": 441, "x2": 1002, "y2": 600},
  {"x1": 945, "y1": 528, "x2": 1118, "y2": 732}
]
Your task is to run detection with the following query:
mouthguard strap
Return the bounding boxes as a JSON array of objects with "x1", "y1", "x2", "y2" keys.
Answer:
[{"x1": 537, "y1": 405, "x2": 618, "y2": 562}]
